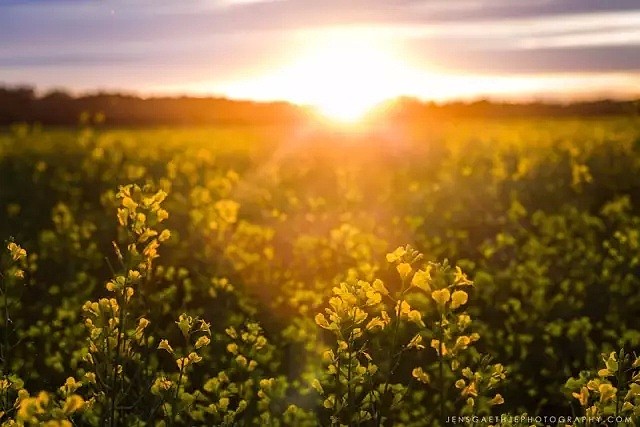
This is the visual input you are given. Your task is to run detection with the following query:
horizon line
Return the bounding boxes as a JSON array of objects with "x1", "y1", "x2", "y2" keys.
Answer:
[{"x1": 3, "y1": 83, "x2": 640, "y2": 108}]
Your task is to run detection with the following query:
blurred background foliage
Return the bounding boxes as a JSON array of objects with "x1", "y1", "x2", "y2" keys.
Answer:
[{"x1": 1, "y1": 115, "x2": 640, "y2": 423}]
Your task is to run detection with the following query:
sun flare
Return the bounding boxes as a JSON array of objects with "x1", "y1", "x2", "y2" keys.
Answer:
[
  {"x1": 296, "y1": 36, "x2": 416, "y2": 122},
  {"x1": 290, "y1": 37, "x2": 405, "y2": 122},
  {"x1": 210, "y1": 29, "x2": 420, "y2": 123}
]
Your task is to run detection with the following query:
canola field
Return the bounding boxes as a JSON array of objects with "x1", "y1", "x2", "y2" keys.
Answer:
[{"x1": 1, "y1": 117, "x2": 640, "y2": 426}]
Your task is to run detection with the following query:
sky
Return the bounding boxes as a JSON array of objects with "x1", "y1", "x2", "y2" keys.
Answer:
[{"x1": 1, "y1": 0, "x2": 640, "y2": 113}]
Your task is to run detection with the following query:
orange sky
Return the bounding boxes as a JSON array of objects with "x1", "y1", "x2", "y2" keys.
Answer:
[{"x1": 1, "y1": 0, "x2": 640, "y2": 119}]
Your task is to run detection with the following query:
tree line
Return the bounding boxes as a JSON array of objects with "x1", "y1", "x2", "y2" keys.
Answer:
[{"x1": 0, "y1": 85, "x2": 638, "y2": 126}]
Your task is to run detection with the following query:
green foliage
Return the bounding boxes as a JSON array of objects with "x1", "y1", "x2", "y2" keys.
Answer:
[
  {"x1": 0, "y1": 118, "x2": 639, "y2": 425},
  {"x1": 313, "y1": 245, "x2": 505, "y2": 426},
  {"x1": 565, "y1": 350, "x2": 640, "y2": 425}
]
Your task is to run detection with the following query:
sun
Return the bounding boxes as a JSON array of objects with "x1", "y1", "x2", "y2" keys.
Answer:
[
  {"x1": 288, "y1": 33, "x2": 410, "y2": 122},
  {"x1": 290, "y1": 36, "x2": 405, "y2": 122},
  {"x1": 212, "y1": 29, "x2": 416, "y2": 123}
]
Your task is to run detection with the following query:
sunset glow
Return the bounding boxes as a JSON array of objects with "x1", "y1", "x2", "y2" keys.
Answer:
[
  {"x1": 205, "y1": 31, "x2": 420, "y2": 122},
  {"x1": 286, "y1": 35, "x2": 407, "y2": 122},
  {"x1": 2, "y1": 1, "x2": 640, "y2": 111}
]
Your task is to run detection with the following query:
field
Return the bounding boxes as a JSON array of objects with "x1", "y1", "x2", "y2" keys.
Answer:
[{"x1": 1, "y1": 116, "x2": 640, "y2": 425}]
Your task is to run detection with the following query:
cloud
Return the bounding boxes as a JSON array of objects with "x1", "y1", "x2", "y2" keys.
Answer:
[
  {"x1": 218, "y1": 0, "x2": 285, "y2": 6},
  {"x1": 1, "y1": 0, "x2": 639, "y2": 99},
  {"x1": 296, "y1": 10, "x2": 640, "y2": 44}
]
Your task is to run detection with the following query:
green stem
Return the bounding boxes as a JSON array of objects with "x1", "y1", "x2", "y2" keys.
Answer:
[
  {"x1": 171, "y1": 331, "x2": 189, "y2": 427},
  {"x1": 1, "y1": 271, "x2": 8, "y2": 377},
  {"x1": 347, "y1": 344, "x2": 353, "y2": 422},
  {"x1": 378, "y1": 278, "x2": 407, "y2": 425},
  {"x1": 110, "y1": 296, "x2": 126, "y2": 427},
  {"x1": 0, "y1": 270, "x2": 8, "y2": 414},
  {"x1": 438, "y1": 314, "x2": 445, "y2": 426},
  {"x1": 170, "y1": 363, "x2": 185, "y2": 427},
  {"x1": 614, "y1": 351, "x2": 624, "y2": 424}
]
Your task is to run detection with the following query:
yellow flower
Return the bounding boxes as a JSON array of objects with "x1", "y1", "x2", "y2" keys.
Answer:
[
  {"x1": 255, "y1": 336, "x2": 267, "y2": 349},
  {"x1": 225, "y1": 326, "x2": 237, "y2": 339},
  {"x1": 152, "y1": 190, "x2": 167, "y2": 205},
  {"x1": 124, "y1": 287, "x2": 134, "y2": 302},
  {"x1": 215, "y1": 199, "x2": 240, "y2": 224},
  {"x1": 454, "y1": 266, "x2": 473, "y2": 286},
  {"x1": 322, "y1": 349, "x2": 334, "y2": 362},
  {"x1": 352, "y1": 307, "x2": 368, "y2": 324},
  {"x1": 407, "y1": 334, "x2": 425, "y2": 350},
  {"x1": 411, "y1": 267, "x2": 432, "y2": 291},
  {"x1": 598, "y1": 383, "x2": 616, "y2": 403},
  {"x1": 412, "y1": 367, "x2": 430, "y2": 384},
  {"x1": 62, "y1": 395, "x2": 85, "y2": 415},
  {"x1": 62, "y1": 377, "x2": 81, "y2": 394},
  {"x1": 450, "y1": 290, "x2": 468, "y2": 309},
  {"x1": 408, "y1": 310, "x2": 425, "y2": 327},
  {"x1": 226, "y1": 343, "x2": 239, "y2": 355},
  {"x1": 187, "y1": 352, "x2": 202, "y2": 364},
  {"x1": 372, "y1": 279, "x2": 389, "y2": 296},
  {"x1": 7, "y1": 242, "x2": 26, "y2": 262},
  {"x1": 381, "y1": 310, "x2": 391, "y2": 325},
  {"x1": 489, "y1": 394, "x2": 504, "y2": 405},
  {"x1": 260, "y1": 378, "x2": 274, "y2": 391},
  {"x1": 195, "y1": 336, "x2": 211, "y2": 349},
  {"x1": 396, "y1": 300, "x2": 411, "y2": 317},
  {"x1": 156, "y1": 209, "x2": 169, "y2": 222},
  {"x1": 84, "y1": 373, "x2": 96, "y2": 384},
  {"x1": 199, "y1": 320, "x2": 212, "y2": 335},
  {"x1": 151, "y1": 377, "x2": 172, "y2": 395},
  {"x1": 386, "y1": 246, "x2": 406, "y2": 263},
  {"x1": 462, "y1": 382, "x2": 478, "y2": 397},
  {"x1": 121, "y1": 196, "x2": 138, "y2": 211},
  {"x1": 235, "y1": 355, "x2": 248, "y2": 367},
  {"x1": 572, "y1": 386, "x2": 589, "y2": 407},
  {"x1": 366, "y1": 317, "x2": 386, "y2": 332},
  {"x1": 117, "y1": 208, "x2": 128, "y2": 226},
  {"x1": 138, "y1": 228, "x2": 157, "y2": 243},
  {"x1": 365, "y1": 289, "x2": 382, "y2": 306},
  {"x1": 396, "y1": 263, "x2": 412, "y2": 280},
  {"x1": 315, "y1": 313, "x2": 331, "y2": 329},
  {"x1": 158, "y1": 229, "x2": 171, "y2": 242},
  {"x1": 604, "y1": 352, "x2": 618, "y2": 372},
  {"x1": 457, "y1": 314, "x2": 472, "y2": 329},
  {"x1": 431, "y1": 339, "x2": 448, "y2": 356},
  {"x1": 454, "y1": 336, "x2": 471, "y2": 351},
  {"x1": 158, "y1": 339, "x2": 174, "y2": 354},
  {"x1": 128, "y1": 270, "x2": 141, "y2": 282},
  {"x1": 311, "y1": 379, "x2": 324, "y2": 394},
  {"x1": 431, "y1": 289, "x2": 451, "y2": 307},
  {"x1": 218, "y1": 397, "x2": 230, "y2": 410},
  {"x1": 323, "y1": 395, "x2": 335, "y2": 409},
  {"x1": 137, "y1": 318, "x2": 150, "y2": 330}
]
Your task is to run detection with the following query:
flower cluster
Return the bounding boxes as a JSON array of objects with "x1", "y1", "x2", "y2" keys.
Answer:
[
  {"x1": 313, "y1": 245, "x2": 506, "y2": 425},
  {"x1": 566, "y1": 350, "x2": 640, "y2": 421},
  {"x1": 155, "y1": 313, "x2": 211, "y2": 424}
]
